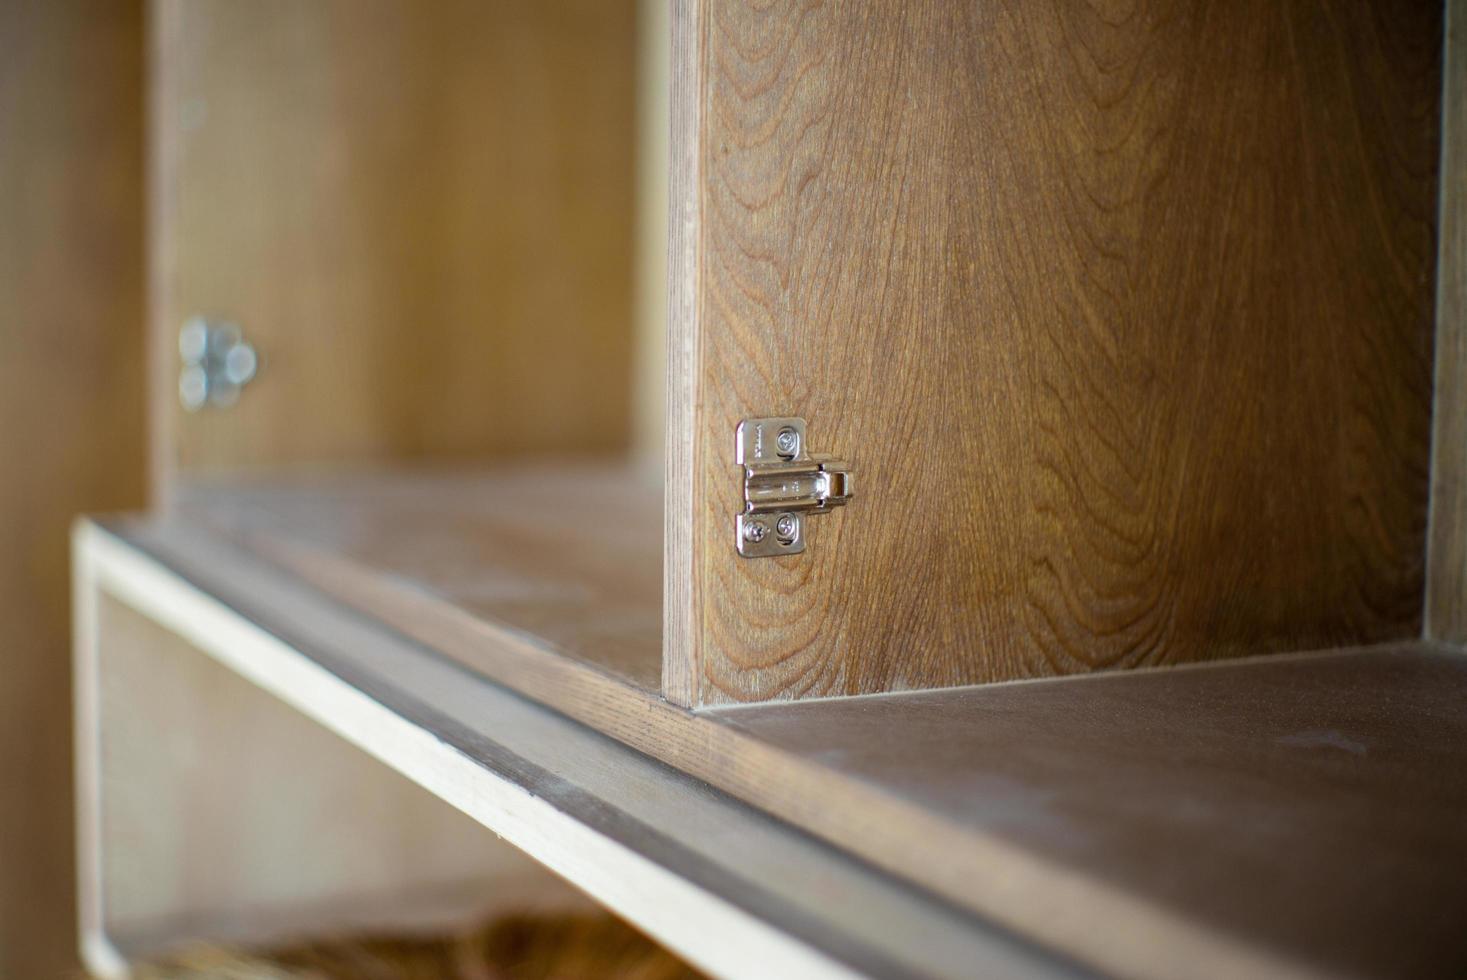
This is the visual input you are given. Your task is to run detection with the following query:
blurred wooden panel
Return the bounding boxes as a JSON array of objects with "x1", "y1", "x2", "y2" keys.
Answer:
[
  {"x1": 668, "y1": 0, "x2": 1442, "y2": 704},
  {"x1": 1428, "y1": 0, "x2": 1467, "y2": 640},
  {"x1": 0, "y1": 1, "x2": 146, "y2": 976},
  {"x1": 90, "y1": 595, "x2": 585, "y2": 963},
  {"x1": 153, "y1": 0, "x2": 637, "y2": 479}
]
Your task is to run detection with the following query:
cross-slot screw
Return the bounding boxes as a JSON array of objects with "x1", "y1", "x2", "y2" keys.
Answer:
[{"x1": 775, "y1": 426, "x2": 800, "y2": 458}]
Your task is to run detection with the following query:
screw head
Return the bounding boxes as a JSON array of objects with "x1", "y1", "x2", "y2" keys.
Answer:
[
  {"x1": 775, "y1": 426, "x2": 800, "y2": 458},
  {"x1": 223, "y1": 342, "x2": 258, "y2": 385},
  {"x1": 179, "y1": 365, "x2": 208, "y2": 411},
  {"x1": 742, "y1": 519, "x2": 768, "y2": 543},
  {"x1": 775, "y1": 514, "x2": 797, "y2": 540}
]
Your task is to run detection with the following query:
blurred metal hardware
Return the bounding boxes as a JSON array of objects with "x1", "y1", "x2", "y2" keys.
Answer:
[{"x1": 179, "y1": 317, "x2": 258, "y2": 410}]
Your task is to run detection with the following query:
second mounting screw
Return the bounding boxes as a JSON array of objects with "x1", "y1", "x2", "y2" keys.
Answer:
[{"x1": 775, "y1": 426, "x2": 800, "y2": 458}]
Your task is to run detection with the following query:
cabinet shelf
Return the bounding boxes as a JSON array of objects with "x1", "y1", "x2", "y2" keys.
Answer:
[
  {"x1": 78, "y1": 464, "x2": 1467, "y2": 980},
  {"x1": 76, "y1": 508, "x2": 1056, "y2": 980},
  {"x1": 173, "y1": 461, "x2": 665, "y2": 699}
]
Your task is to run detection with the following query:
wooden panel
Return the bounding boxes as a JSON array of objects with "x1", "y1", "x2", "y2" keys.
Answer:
[
  {"x1": 1428, "y1": 0, "x2": 1467, "y2": 639},
  {"x1": 93, "y1": 517, "x2": 1467, "y2": 980},
  {"x1": 90, "y1": 594, "x2": 582, "y2": 965},
  {"x1": 0, "y1": 2, "x2": 146, "y2": 976},
  {"x1": 153, "y1": 0, "x2": 637, "y2": 481},
  {"x1": 663, "y1": 0, "x2": 705, "y2": 711},
  {"x1": 668, "y1": 0, "x2": 1443, "y2": 704}
]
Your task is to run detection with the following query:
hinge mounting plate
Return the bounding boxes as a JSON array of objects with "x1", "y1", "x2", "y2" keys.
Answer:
[{"x1": 735, "y1": 417, "x2": 853, "y2": 558}]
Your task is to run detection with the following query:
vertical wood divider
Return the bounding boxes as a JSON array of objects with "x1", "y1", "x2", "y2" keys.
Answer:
[
  {"x1": 1428, "y1": 0, "x2": 1467, "y2": 640},
  {"x1": 663, "y1": 0, "x2": 705, "y2": 706}
]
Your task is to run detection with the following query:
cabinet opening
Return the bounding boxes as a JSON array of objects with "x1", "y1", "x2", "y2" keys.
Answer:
[{"x1": 155, "y1": 0, "x2": 669, "y2": 481}]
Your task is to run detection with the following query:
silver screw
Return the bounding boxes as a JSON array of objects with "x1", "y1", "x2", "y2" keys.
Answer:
[
  {"x1": 179, "y1": 317, "x2": 210, "y2": 364},
  {"x1": 742, "y1": 519, "x2": 768, "y2": 543},
  {"x1": 179, "y1": 365, "x2": 209, "y2": 411},
  {"x1": 178, "y1": 317, "x2": 259, "y2": 410},
  {"x1": 775, "y1": 514, "x2": 797, "y2": 540},
  {"x1": 775, "y1": 426, "x2": 799, "y2": 457}
]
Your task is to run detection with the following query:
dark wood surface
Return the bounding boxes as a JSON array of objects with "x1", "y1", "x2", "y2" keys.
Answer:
[
  {"x1": 1428, "y1": 0, "x2": 1467, "y2": 641},
  {"x1": 712, "y1": 645, "x2": 1467, "y2": 979},
  {"x1": 668, "y1": 0, "x2": 1443, "y2": 704},
  {"x1": 153, "y1": 0, "x2": 638, "y2": 484},
  {"x1": 108, "y1": 489, "x2": 1467, "y2": 979}
]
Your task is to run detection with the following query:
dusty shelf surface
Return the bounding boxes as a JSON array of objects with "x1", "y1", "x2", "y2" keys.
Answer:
[
  {"x1": 89, "y1": 464, "x2": 1467, "y2": 980},
  {"x1": 709, "y1": 646, "x2": 1467, "y2": 979},
  {"x1": 173, "y1": 461, "x2": 665, "y2": 694}
]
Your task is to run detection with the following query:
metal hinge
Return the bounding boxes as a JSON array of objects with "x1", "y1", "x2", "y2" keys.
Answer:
[{"x1": 735, "y1": 417, "x2": 853, "y2": 557}]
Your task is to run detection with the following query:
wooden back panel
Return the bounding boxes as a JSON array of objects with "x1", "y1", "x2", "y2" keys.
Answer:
[
  {"x1": 666, "y1": 0, "x2": 1442, "y2": 705},
  {"x1": 152, "y1": 0, "x2": 637, "y2": 482}
]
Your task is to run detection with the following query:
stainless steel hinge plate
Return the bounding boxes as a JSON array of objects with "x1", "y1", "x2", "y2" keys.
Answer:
[{"x1": 735, "y1": 417, "x2": 853, "y2": 558}]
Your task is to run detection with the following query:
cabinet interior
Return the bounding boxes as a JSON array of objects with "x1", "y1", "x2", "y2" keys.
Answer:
[
  {"x1": 72, "y1": 0, "x2": 1467, "y2": 976},
  {"x1": 154, "y1": 0, "x2": 669, "y2": 481}
]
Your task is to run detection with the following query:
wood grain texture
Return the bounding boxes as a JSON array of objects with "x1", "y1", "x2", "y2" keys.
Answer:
[
  {"x1": 1427, "y1": 0, "x2": 1467, "y2": 640},
  {"x1": 153, "y1": 0, "x2": 637, "y2": 481},
  {"x1": 0, "y1": 2, "x2": 146, "y2": 976},
  {"x1": 93, "y1": 516, "x2": 1467, "y2": 980},
  {"x1": 668, "y1": 0, "x2": 1443, "y2": 704}
]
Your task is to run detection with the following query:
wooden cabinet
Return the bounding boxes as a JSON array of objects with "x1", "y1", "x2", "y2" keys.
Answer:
[{"x1": 75, "y1": 1, "x2": 1466, "y2": 978}]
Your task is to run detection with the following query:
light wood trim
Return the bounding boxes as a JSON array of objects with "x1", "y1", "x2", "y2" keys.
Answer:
[
  {"x1": 663, "y1": 0, "x2": 706, "y2": 706},
  {"x1": 1428, "y1": 0, "x2": 1467, "y2": 640},
  {"x1": 72, "y1": 524, "x2": 124, "y2": 979},
  {"x1": 78, "y1": 521, "x2": 1061, "y2": 980}
]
